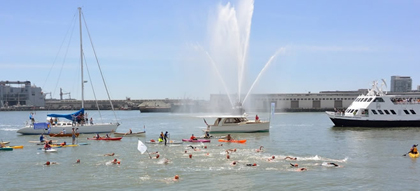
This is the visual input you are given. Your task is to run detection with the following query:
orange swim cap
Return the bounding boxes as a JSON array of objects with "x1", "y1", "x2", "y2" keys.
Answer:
[
  {"x1": 253, "y1": 163, "x2": 257, "y2": 166},
  {"x1": 295, "y1": 164, "x2": 298, "y2": 167},
  {"x1": 117, "y1": 161, "x2": 120, "y2": 164}
]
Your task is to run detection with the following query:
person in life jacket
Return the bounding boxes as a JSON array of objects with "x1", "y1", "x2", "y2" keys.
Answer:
[{"x1": 409, "y1": 145, "x2": 418, "y2": 154}]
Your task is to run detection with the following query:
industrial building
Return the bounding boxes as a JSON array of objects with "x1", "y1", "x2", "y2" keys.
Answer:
[{"x1": 0, "y1": 81, "x2": 45, "y2": 109}]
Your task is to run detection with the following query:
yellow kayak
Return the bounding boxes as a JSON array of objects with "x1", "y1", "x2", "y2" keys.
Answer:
[
  {"x1": 5, "y1": 145, "x2": 23, "y2": 149},
  {"x1": 409, "y1": 152, "x2": 419, "y2": 158}
]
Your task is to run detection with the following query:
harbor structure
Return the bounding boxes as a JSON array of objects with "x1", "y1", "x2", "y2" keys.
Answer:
[{"x1": 0, "y1": 81, "x2": 45, "y2": 109}]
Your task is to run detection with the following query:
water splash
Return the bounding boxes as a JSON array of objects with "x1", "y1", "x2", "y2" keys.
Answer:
[{"x1": 242, "y1": 47, "x2": 286, "y2": 104}]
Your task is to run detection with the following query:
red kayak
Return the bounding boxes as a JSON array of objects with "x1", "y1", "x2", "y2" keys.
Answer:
[
  {"x1": 218, "y1": 139, "x2": 246, "y2": 143},
  {"x1": 87, "y1": 137, "x2": 122, "y2": 141},
  {"x1": 182, "y1": 139, "x2": 210, "y2": 143}
]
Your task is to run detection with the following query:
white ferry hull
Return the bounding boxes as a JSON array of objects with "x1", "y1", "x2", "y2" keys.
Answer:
[
  {"x1": 17, "y1": 123, "x2": 119, "y2": 135},
  {"x1": 326, "y1": 111, "x2": 420, "y2": 127},
  {"x1": 207, "y1": 122, "x2": 270, "y2": 133}
]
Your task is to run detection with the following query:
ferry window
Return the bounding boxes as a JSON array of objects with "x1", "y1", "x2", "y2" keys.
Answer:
[
  {"x1": 378, "y1": 110, "x2": 384, "y2": 115},
  {"x1": 371, "y1": 110, "x2": 378, "y2": 115},
  {"x1": 403, "y1": 110, "x2": 410, "y2": 114},
  {"x1": 384, "y1": 110, "x2": 390, "y2": 114},
  {"x1": 374, "y1": 98, "x2": 384, "y2": 102},
  {"x1": 390, "y1": 110, "x2": 396, "y2": 115},
  {"x1": 350, "y1": 109, "x2": 354, "y2": 113},
  {"x1": 367, "y1": 98, "x2": 373, "y2": 102},
  {"x1": 410, "y1": 110, "x2": 416, "y2": 114}
]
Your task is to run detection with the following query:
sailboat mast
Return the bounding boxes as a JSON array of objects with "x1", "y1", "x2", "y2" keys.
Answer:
[{"x1": 78, "y1": 7, "x2": 84, "y2": 108}]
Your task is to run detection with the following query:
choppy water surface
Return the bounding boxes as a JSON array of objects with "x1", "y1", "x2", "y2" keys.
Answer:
[{"x1": 1, "y1": 111, "x2": 419, "y2": 190}]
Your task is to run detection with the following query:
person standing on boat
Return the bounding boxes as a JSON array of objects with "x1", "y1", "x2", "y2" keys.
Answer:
[
  {"x1": 71, "y1": 128, "x2": 76, "y2": 145},
  {"x1": 164, "y1": 131, "x2": 169, "y2": 146},
  {"x1": 40, "y1": 134, "x2": 45, "y2": 142},
  {"x1": 255, "y1": 115, "x2": 260, "y2": 122}
]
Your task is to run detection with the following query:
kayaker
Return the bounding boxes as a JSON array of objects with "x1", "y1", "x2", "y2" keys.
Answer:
[
  {"x1": 95, "y1": 133, "x2": 100, "y2": 139},
  {"x1": 226, "y1": 134, "x2": 232, "y2": 141},
  {"x1": 159, "y1": 132, "x2": 164, "y2": 142},
  {"x1": 44, "y1": 142, "x2": 51, "y2": 150},
  {"x1": 39, "y1": 134, "x2": 45, "y2": 142},
  {"x1": 409, "y1": 145, "x2": 418, "y2": 154},
  {"x1": 105, "y1": 134, "x2": 110, "y2": 138},
  {"x1": 190, "y1": 134, "x2": 197, "y2": 140}
]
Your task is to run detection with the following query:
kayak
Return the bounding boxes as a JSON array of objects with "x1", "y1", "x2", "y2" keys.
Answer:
[
  {"x1": 49, "y1": 133, "x2": 79, "y2": 137},
  {"x1": 5, "y1": 145, "x2": 24, "y2": 149},
  {"x1": 42, "y1": 148, "x2": 58, "y2": 152},
  {"x1": 51, "y1": 144, "x2": 78, "y2": 148},
  {"x1": 218, "y1": 139, "x2": 246, "y2": 143},
  {"x1": 409, "y1": 152, "x2": 419, "y2": 158},
  {"x1": 113, "y1": 131, "x2": 146, "y2": 137},
  {"x1": 0, "y1": 147, "x2": 13, "y2": 151},
  {"x1": 146, "y1": 140, "x2": 182, "y2": 144},
  {"x1": 87, "y1": 137, "x2": 122, "y2": 141},
  {"x1": 182, "y1": 139, "x2": 210, "y2": 143}
]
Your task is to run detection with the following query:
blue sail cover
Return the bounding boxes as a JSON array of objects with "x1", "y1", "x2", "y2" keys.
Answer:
[
  {"x1": 34, "y1": 122, "x2": 50, "y2": 130},
  {"x1": 47, "y1": 108, "x2": 85, "y2": 121}
]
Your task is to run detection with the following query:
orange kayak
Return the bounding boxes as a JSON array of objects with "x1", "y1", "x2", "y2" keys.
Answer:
[{"x1": 218, "y1": 139, "x2": 246, "y2": 143}]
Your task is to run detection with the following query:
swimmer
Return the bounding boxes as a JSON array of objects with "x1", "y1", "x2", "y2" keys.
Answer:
[
  {"x1": 231, "y1": 161, "x2": 237, "y2": 166},
  {"x1": 76, "y1": 159, "x2": 80, "y2": 163},
  {"x1": 268, "y1": 156, "x2": 276, "y2": 161},
  {"x1": 104, "y1": 153, "x2": 115, "y2": 156},
  {"x1": 227, "y1": 148, "x2": 237, "y2": 152},
  {"x1": 284, "y1": 156, "x2": 297, "y2": 160},
  {"x1": 297, "y1": 168, "x2": 307, "y2": 171},
  {"x1": 174, "y1": 175, "x2": 179, "y2": 181},
  {"x1": 163, "y1": 158, "x2": 170, "y2": 164},
  {"x1": 218, "y1": 144, "x2": 223, "y2": 147},
  {"x1": 44, "y1": 161, "x2": 57, "y2": 165},
  {"x1": 246, "y1": 163, "x2": 257, "y2": 166},
  {"x1": 111, "y1": 159, "x2": 120, "y2": 164},
  {"x1": 256, "y1": 146, "x2": 264, "y2": 152},
  {"x1": 155, "y1": 154, "x2": 160, "y2": 159},
  {"x1": 290, "y1": 163, "x2": 299, "y2": 167}
]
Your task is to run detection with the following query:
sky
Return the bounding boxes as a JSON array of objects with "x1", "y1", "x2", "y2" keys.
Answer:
[{"x1": 1, "y1": 0, "x2": 420, "y2": 100}]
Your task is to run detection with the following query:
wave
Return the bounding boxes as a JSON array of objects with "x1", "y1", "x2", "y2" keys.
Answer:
[{"x1": 0, "y1": 128, "x2": 19, "y2": 131}]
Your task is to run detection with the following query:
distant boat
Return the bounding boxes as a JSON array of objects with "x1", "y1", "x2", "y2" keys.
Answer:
[
  {"x1": 326, "y1": 80, "x2": 420, "y2": 127},
  {"x1": 17, "y1": 7, "x2": 119, "y2": 135},
  {"x1": 203, "y1": 116, "x2": 270, "y2": 133}
]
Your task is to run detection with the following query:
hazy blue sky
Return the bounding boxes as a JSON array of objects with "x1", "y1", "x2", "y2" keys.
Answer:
[{"x1": 1, "y1": 0, "x2": 420, "y2": 100}]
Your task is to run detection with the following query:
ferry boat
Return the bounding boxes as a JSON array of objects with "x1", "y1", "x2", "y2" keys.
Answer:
[
  {"x1": 203, "y1": 115, "x2": 270, "y2": 133},
  {"x1": 326, "y1": 80, "x2": 420, "y2": 127}
]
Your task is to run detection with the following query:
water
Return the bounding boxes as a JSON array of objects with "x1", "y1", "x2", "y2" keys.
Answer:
[{"x1": 1, "y1": 111, "x2": 420, "y2": 190}]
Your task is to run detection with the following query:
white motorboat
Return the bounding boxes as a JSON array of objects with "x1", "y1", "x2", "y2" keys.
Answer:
[
  {"x1": 326, "y1": 80, "x2": 420, "y2": 127},
  {"x1": 17, "y1": 7, "x2": 119, "y2": 135},
  {"x1": 203, "y1": 115, "x2": 270, "y2": 133}
]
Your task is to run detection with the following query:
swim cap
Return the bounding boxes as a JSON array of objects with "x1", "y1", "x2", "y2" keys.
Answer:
[
  {"x1": 117, "y1": 161, "x2": 120, "y2": 164},
  {"x1": 174, "y1": 175, "x2": 179, "y2": 180},
  {"x1": 253, "y1": 163, "x2": 257, "y2": 166},
  {"x1": 227, "y1": 155, "x2": 230, "y2": 159},
  {"x1": 295, "y1": 164, "x2": 298, "y2": 167},
  {"x1": 46, "y1": 161, "x2": 50, "y2": 165},
  {"x1": 272, "y1": 156, "x2": 275, "y2": 159},
  {"x1": 189, "y1": 154, "x2": 192, "y2": 158}
]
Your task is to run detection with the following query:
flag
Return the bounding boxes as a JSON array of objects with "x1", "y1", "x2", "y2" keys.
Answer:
[{"x1": 137, "y1": 140, "x2": 147, "y2": 154}]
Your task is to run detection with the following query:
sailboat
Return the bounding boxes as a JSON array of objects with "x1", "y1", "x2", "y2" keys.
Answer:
[{"x1": 17, "y1": 7, "x2": 120, "y2": 135}]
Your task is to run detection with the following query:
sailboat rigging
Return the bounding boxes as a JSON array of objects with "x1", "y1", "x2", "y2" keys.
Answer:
[{"x1": 17, "y1": 7, "x2": 120, "y2": 135}]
